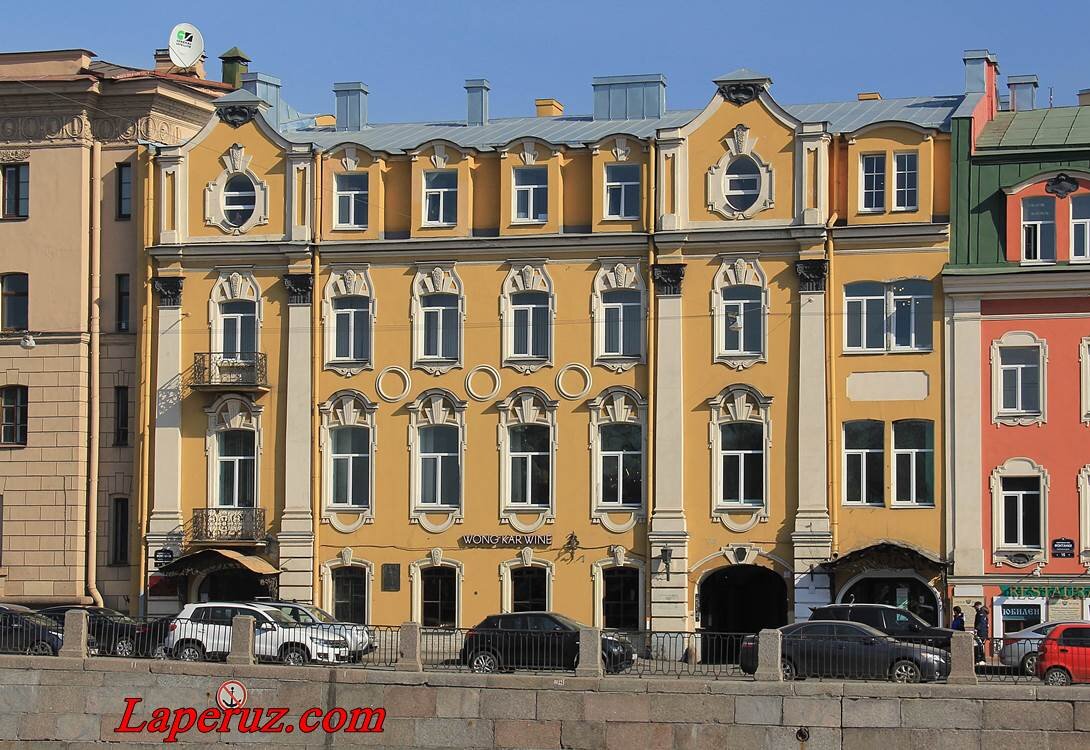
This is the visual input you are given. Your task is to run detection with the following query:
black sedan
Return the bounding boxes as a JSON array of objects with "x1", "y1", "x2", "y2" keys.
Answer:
[
  {"x1": 459, "y1": 612, "x2": 635, "y2": 674},
  {"x1": 38, "y1": 606, "x2": 169, "y2": 657},
  {"x1": 0, "y1": 604, "x2": 99, "y2": 656},
  {"x1": 739, "y1": 620, "x2": 950, "y2": 683}
]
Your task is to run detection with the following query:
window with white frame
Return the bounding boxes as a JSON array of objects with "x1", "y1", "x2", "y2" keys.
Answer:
[
  {"x1": 893, "y1": 420, "x2": 933, "y2": 505},
  {"x1": 844, "y1": 420, "x2": 883, "y2": 505},
  {"x1": 419, "y1": 425, "x2": 460, "y2": 507},
  {"x1": 217, "y1": 430, "x2": 256, "y2": 507},
  {"x1": 605, "y1": 164, "x2": 641, "y2": 220},
  {"x1": 332, "y1": 296, "x2": 371, "y2": 363},
  {"x1": 845, "y1": 281, "x2": 886, "y2": 351},
  {"x1": 999, "y1": 346, "x2": 1041, "y2": 414},
  {"x1": 845, "y1": 280, "x2": 932, "y2": 353},
  {"x1": 335, "y1": 173, "x2": 368, "y2": 228},
  {"x1": 724, "y1": 156, "x2": 761, "y2": 212},
  {"x1": 600, "y1": 424, "x2": 641, "y2": 506},
  {"x1": 592, "y1": 261, "x2": 645, "y2": 370},
  {"x1": 508, "y1": 425, "x2": 550, "y2": 507},
  {"x1": 412, "y1": 265, "x2": 463, "y2": 375},
  {"x1": 331, "y1": 426, "x2": 370, "y2": 508},
  {"x1": 709, "y1": 385, "x2": 771, "y2": 519},
  {"x1": 511, "y1": 292, "x2": 549, "y2": 359},
  {"x1": 498, "y1": 388, "x2": 557, "y2": 525},
  {"x1": 713, "y1": 257, "x2": 768, "y2": 368},
  {"x1": 1021, "y1": 196, "x2": 1056, "y2": 262},
  {"x1": 421, "y1": 293, "x2": 459, "y2": 360},
  {"x1": 424, "y1": 170, "x2": 457, "y2": 225},
  {"x1": 602, "y1": 290, "x2": 641, "y2": 357},
  {"x1": 589, "y1": 387, "x2": 647, "y2": 527},
  {"x1": 1072, "y1": 196, "x2": 1090, "y2": 261},
  {"x1": 890, "y1": 280, "x2": 932, "y2": 350},
  {"x1": 719, "y1": 422, "x2": 764, "y2": 506},
  {"x1": 223, "y1": 174, "x2": 256, "y2": 228},
  {"x1": 721, "y1": 285, "x2": 762, "y2": 354},
  {"x1": 1000, "y1": 476, "x2": 1042, "y2": 549},
  {"x1": 893, "y1": 152, "x2": 918, "y2": 211},
  {"x1": 221, "y1": 300, "x2": 257, "y2": 361},
  {"x1": 861, "y1": 154, "x2": 886, "y2": 211},
  {"x1": 513, "y1": 167, "x2": 547, "y2": 222}
]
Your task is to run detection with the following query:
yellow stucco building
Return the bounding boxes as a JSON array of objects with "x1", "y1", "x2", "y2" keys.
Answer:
[{"x1": 138, "y1": 63, "x2": 961, "y2": 641}]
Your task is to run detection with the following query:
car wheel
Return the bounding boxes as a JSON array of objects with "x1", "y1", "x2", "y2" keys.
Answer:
[
  {"x1": 780, "y1": 658, "x2": 797, "y2": 681},
  {"x1": 280, "y1": 647, "x2": 309, "y2": 667},
  {"x1": 1020, "y1": 652, "x2": 1038, "y2": 676},
  {"x1": 469, "y1": 650, "x2": 501, "y2": 673},
  {"x1": 26, "y1": 641, "x2": 54, "y2": 657},
  {"x1": 1043, "y1": 667, "x2": 1072, "y2": 686},
  {"x1": 152, "y1": 644, "x2": 168, "y2": 660},
  {"x1": 113, "y1": 638, "x2": 136, "y2": 657},
  {"x1": 891, "y1": 659, "x2": 922, "y2": 684},
  {"x1": 176, "y1": 642, "x2": 205, "y2": 662}
]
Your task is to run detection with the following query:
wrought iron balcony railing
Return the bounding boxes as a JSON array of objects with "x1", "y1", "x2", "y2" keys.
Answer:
[
  {"x1": 191, "y1": 352, "x2": 269, "y2": 391},
  {"x1": 188, "y1": 507, "x2": 267, "y2": 545}
]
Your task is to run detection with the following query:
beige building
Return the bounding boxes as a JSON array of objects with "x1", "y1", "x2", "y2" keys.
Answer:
[{"x1": 0, "y1": 48, "x2": 227, "y2": 608}]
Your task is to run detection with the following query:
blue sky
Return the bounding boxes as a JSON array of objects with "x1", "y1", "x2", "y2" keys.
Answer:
[{"x1": 8, "y1": 1, "x2": 1090, "y2": 121}]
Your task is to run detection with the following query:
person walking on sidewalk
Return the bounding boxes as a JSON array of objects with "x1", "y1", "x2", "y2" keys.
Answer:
[{"x1": 951, "y1": 606, "x2": 965, "y2": 631}]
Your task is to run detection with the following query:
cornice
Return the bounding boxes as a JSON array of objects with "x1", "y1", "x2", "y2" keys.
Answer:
[
  {"x1": 943, "y1": 267, "x2": 1090, "y2": 296},
  {"x1": 830, "y1": 222, "x2": 950, "y2": 242}
]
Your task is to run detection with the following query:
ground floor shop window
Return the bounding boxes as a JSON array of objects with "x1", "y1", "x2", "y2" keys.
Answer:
[
  {"x1": 421, "y1": 566, "x2": 457, "y2": 628},
  {"x1": 511, "y1": 567, "x2": 547, "y2": 612},
  {"x1": 602, "y1": 567, "x2": 640, "y2": 630},
  {"x1": 994, "y1": 597, "x2": 1045, "y2": 637},
  {"x1": 333, "y1": 567, "x2": 367, "y2": 624}
]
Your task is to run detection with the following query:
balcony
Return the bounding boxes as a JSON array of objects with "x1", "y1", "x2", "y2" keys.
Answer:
[
  {"x1": 191, "y1": 352, "x2": 269, "y2": 393},
  {"x1": 187, "y1": 507, "x2": 267, "y2": 547}
]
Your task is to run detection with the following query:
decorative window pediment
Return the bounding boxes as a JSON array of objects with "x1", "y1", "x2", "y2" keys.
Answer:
[
  {"x1": 497, "y1": 388, "x2": 557, "y2": 532},
  {"x1": 411, "y1": 263, "x2": 465, "y2": 375},
  {"x1": 588, "y1": 387, "x2": 647, "y2": 533},
  {"x1": 705, "y1": 125, "x2": 774, "y2": 220},
  {"x1": 712, "y1": 256, "x2": 768, "y2": 369},
  {"x1": 323, "y1": 266, "x2": 376, "y2": 377},
  {"x1": 203, "y1": 143, "x2": 270, "y2": 234},
  {"x1": 408, "y1": 389, "x2": 467, "y2": 532},
  {"x1": 501, "y1": 261, "x2": 554, "y2": 373},
  {"x1": 990, "y1": 457, "x2": 1048, "y2": 568},
  {"x1": 320, "y1": 390, "x2": 378, "y2": 529},
  {"x1": 208, "y1": 270, "x2": 262, "y2": 359},
  {"x1": 204, "y1": 394, "x2": 263, "y2": 509},
  {"x1": 708, "y1": 384, "x2": 772, "y2": 532},
  {"x1": 592, "y1": 259, "x2": 646, "y2": 372}
]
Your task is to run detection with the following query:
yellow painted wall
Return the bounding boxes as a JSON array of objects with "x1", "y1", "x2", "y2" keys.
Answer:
[
  {"x1": 321, "y1": 147, "x2": 385, "y2": 241},
  {"x1": 845, "y1": 126, "x2": 936, "y2": 225}
]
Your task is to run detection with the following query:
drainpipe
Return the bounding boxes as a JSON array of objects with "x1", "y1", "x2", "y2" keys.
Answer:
[
  {"x1": 310, "y1": 148, "x2": 323, "y2": 602},
  {"x1": 644, "y1": 139, "x2": 656, "y2": 632},
  {"x1": 134, "y1": 146, "x2": 156, "y2": 614},
  {"x1": 85, "y1": 141, "x2": 104, "y2": 606},
  {"x1": 824, "y1": 210, "x2": 839, "y2": 557}
]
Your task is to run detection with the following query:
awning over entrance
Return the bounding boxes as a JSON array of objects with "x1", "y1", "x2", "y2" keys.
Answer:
[
  {"x1": 156, "y1": 548, "x2": 279, "y2": 578},
  {"x1": 824, "y1": 541, "x2": 945, "y2": 570}
]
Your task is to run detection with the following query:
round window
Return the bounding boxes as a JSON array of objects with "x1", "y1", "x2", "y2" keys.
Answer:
[
  {"x1": 223, "y1": 174, "x2": 256, "y2": 227},
  {"x1": 724, "y1": 156, "x2": 761, "y2": 212}
]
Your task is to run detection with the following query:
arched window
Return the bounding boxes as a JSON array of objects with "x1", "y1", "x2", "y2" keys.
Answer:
[
  {"x1": 602, "y1": 567, "x2": 641, "y2": 630},
  {"x1": 331, "y1": 426, "x2": 370, "y2": 508},
  {"x1": 421, "y1": 566, "x2": 457, "y2": 627},
  {"x1": 724, "y1": 156, "x2": 761, "y2": 212},
  {"x1": 209, "y1": 271, "x2": 262, "y2": 362},
  {"x1": 511, "y1": 567, "x2": 547, "y2": 612},
  {"x1": 332, "y1": 567, "x2": 368, "y2": 624},
  {"x1": 217, "y1": 430, "x2": 255, "y2": 508},
  {"x1": 223, "y1": 174, "x2": 256, "y2": 227}
]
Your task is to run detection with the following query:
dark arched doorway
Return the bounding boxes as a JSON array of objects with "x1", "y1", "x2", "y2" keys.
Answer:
[
  {"x1": 698, "y1": 564, "x2": 788, "y2": 663},
  {"x1": 196, "y1": 569, "x2": 268, "y2": 602},
  {"x1": 839, "y1": 575, "x2": 941, "y2": 626}
]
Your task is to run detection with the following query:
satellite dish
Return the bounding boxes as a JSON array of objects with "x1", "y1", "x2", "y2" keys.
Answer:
[{"x1": 167, "y1": 23, "x2": 205, "y2": 69}]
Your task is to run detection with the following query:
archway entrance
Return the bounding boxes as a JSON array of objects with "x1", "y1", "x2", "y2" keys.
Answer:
[
  {"x1": 839, "y1": 575, "x2": 941, "y2": 626},
  {"x1": 698, "y1": 564, "x2": 788, "y2": 663}
]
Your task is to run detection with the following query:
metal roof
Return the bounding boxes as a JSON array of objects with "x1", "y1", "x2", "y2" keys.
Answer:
[
  {"x1": 787, "y1": 96, "x2": 962, "y2": 133},
  {"x1": 976, "y1": 107, "x2": 1090, "y2": 149}
]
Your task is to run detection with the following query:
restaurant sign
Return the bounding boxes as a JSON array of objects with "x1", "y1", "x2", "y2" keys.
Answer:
[
  {"x1": 1000, "y1": 585, "x2": 1090, "y2": 599},
  {"x1": 459, "y1": 534, "x2": 552, "y2": 547}
]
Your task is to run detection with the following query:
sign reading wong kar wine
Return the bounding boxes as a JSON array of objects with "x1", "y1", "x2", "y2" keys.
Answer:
[{"x1": 459, "y1": 534, "x2": 552, "y2": 547}]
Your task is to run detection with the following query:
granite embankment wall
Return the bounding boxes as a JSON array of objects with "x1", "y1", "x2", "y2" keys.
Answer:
[{"x1": 0, "y1": 655, "x2": 1088, "y2": 748}]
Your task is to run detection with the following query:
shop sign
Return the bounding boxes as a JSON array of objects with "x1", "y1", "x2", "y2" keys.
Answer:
[
  {"x1": 459, "y1": 534, "x2": 552, "y2": 547},
  {"x1": 153, "y1": 548, "x2": 175, "y2": 567},
  {"x1": 1002, "y1": 605, "x2": 1040, "y2": 619},
  {"x1": 1000, "y1": 585, "x2": 1090, "y2": 599},
  {"x1": 1051, "y1": 538, "x2": 1075, "y2": 558}
]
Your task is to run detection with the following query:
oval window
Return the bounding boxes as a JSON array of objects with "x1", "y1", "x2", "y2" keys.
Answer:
[
  {"x1": 724, "y1": 156, "x2": 761, "y2": 212},
  {"x1": 223, "y1": 174, "x2": 256, "y2": 227}
]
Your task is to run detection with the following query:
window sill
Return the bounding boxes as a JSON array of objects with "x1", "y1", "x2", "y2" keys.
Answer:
[
  {"x1": 714, "y1": 503, "x2": 765, "y2": 512},
  {"x1": 0, "y1": 443, "x2": 27, "y2": 449},
  {"x1": 858, "y1": 208, "x2": 885, "y2": 215},
  {"x1": 887, "y1": 347, "x2": 934, "y2": 355},
  {"x1": 891, "y1": 206, "x2": 919, "y2": 213},
  {"x1": 0, "y1": 216, "x2": 29, "y2": 222},
  {"x1": 414, "y1": 504, "x2": 461, "y2": 514},
  {"x1": 333, "y1": 224, "x2": 369, "y2": 232},
  {"x1": 503, "y1": 504, "x2": 552, "y2": 514},
  {"x1": 602, "y1": 215, "x2": 641, "y2": 222},
  {"x1": 1019, "y1": 260, "x2": 1056, "y2": 267},
  {"x1": 841, "y1": 501, "x2": 885, "y2": 508},
  {"x1": 325, "y1": 505, "x2": 372, "y2": 515},
  {"x1": 994, "y1": 412, "x2": 1044, "y2": 427},
  {"x1": 841, "y1": 348, "x2": 890, "y2": 356},
  {"x1": 596, "y1": 504, "x2": 642, "y2": 513},
  {"x1": 511, "y1": 219, "x2": 547, "y2": 226},
  {"x1": 421, "y1": 222, "x2": 457, "y2": 229},
  {"x1": 890, "y1": 501, "x2": 936, "y2": 509}
]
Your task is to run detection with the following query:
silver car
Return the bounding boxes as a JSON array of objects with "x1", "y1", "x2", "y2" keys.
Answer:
[
  {"x1": 255, "y1": 600, "x2": 373, "y2": 661},
  {"x1": 998, "y1": 621, "x2": 1089, "y2": 675}
]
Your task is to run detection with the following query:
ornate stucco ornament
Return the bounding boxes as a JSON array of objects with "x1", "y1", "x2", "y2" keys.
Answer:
[
  {"x1": 216, "y1": 105, "x2": 258, "y2": 128},
  {"x1": 1045, "y1": 172, "x2": 1080, "y2": 199},
  {"x1": 720, "y1": 83, "x2": 761, "y2": 106}
]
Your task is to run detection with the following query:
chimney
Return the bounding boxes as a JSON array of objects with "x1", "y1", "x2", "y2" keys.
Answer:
[
  {"x1": 334, "y1": 82, "x2": 368, "y2": 131},
  {"x1": 535, "y1": 98, "x2": 564, "y2": 117},
  {"x1": 465, "y1": 79, "x2": 490, "y2": 126},
  {"x1": 592, "y1": 74, "x2": 666, "y2": 120},
  {"x1": 219, "y1": 47, "x2": 251, "y2": 89},
  {"x1": 1008, "y1": 75, "x2": 1038, "y2": 111},
  {"x1": 241, "y1": 72, "x2": 281, "y2": 127},
  {"x1": 857, "y1": 91, "x2": 882, "y2": 101},
  {"x1": 153, "y1": 48, "x2": 172, "y2": 72},
  {"x1": 962, "y1": 49, "x2": 998, "y2": 94},
  {"x1": 1079, "y1": 89, "x2": 1090, "y2": 106}
]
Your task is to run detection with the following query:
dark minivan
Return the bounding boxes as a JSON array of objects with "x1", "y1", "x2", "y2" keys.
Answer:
[
  {"x1": 459, "y1": 612, "x2": 635, "y2": 674},
  {"x1": 811, "y1": 604, "x2": 959, "y2": 649}
]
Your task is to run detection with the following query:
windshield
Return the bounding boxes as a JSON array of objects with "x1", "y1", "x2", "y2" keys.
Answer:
[
  {"x1": 97, "y1": 609, "x2": 135, "y2": 624},
  {"x1": 22, "y1": 613, "x2": 59, "y2": 628},
  {"x1": 549, "y1": 614, "x2": 585, "y2": 630},
  {"x1": 258, "y1": 608, "x2": 295, "y2": 626},
  {"x1": 300, "y1": 605, "x2": 337, "y2": 624}
]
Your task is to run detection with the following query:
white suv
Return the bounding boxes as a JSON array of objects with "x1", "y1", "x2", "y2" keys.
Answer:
[
  {"x1": 253, "y1": 600, "x2": 373, "y2": 661},
  {"x1": 164, "y1": 602, "x2": 351, "y2": 666}
]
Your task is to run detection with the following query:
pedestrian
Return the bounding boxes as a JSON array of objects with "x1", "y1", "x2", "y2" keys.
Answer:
[
  {"x1": 973, "y1": 602, "x2": 989, "y2": 639},
  {"x1": 951, "y1": 606, "x2": 965, "y2": 631}
]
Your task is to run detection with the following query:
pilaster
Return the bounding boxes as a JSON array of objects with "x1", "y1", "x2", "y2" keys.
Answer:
[
  {"x1": 948, "y1": 295, "x2": 985, "y2": 578},
  {"x1": 148, "y1": 277, "x2": 185, "y2": 539}
]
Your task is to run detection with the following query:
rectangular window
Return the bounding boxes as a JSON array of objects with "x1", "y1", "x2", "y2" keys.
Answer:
[
  {"x1": 893, "y1": 152, "x2": 918, "y2": 211},
  {"x1": 721, "y1": 286, "x2": 763, "y2": 355},
  {"x1": 890, "y1": 280, "x2": 932, "y2": 351},
  {"x1": 421, "y1": 294, "x2": 459, "y2": 360},
  {"x1": 1021, "y1": 197, "x2": 1056, "y2": 262},
  {"x1": 114, "y1": 386, "x2": 129, "y2": 447},
  {"x1": 602, "y1": 289, "x2": 641, "y2": 358},
  {"x1": 419, "y1": 426, "x2": 460, "y2": 507},
  {"x1": 861, "y1": 154, "x2": 885, "y2": 211},
  {"x1": 513, "y1": 167, "x2": 547, "y2": 222},
  {"x1": 116, "y1": 162, "x2": 132, "y2": 220},
  {"x1": 0, "y1": 273, "x2": 28, "y2": 332},
  {"x1": 1001, "y1": 476, "x2": 1042, "y2": 548},
  {"x1": 845, "y1": 282, "x2": 886, "y2": 351},
  {"x1": 508, "y1": 425, "x2": 550, "y2": 506},
  {"x1": 424, "y1": 171, "x2": 457, "y2": 225},
  {"x1": 1, "y1": 163, "x2": 29, "y2": 219},
  {"x1": 999, "y1": 347, "x2": 1041, "y2": 414},
  {"x1": 605, "y1": 164, "x2": 641, "y2": 220},
  {"x1": 510, "y1": 291, "x2": 549, "y2": 358},
  {"x1": 335, "y1": 173, "x2": 368, "y2": 228},
  {"x1": 600, "y1": 424, "x2": 642, "y2": 506},
  {"x1": 844, "y1": 421, "x2": 884, "y2": 505},
  {"x1": 893, "y1": 420, "x2": 933, "y2": 505},
  {"x1": 1072, "y1": 196, "x2": 1090, "y2": 261},
  {"x1": 719, "y1": 422, "x2": 764, "y2": 506},
  {"x1": 115, "y1": 274, "x2": 130, "y2": 332},
  {"x1": 331, "y1": 427, "x2": 370, "y2": 508},
  {"x1": 110, "y1": 497, "x2": 129, "y2": 565},
  {"x1": 0, "y1": 386, "x2": 28, "y2": 446},
  {"x1": 333, "y1": 296, "x2": 371, "y2": 363}
]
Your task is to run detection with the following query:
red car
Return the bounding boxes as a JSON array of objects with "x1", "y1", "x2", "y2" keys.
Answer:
[{"x1": 1036, "y1": 623, "x2": 1090, "y2": 685}]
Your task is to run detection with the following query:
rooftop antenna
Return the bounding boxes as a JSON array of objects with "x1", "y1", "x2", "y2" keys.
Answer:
[
  {"x1": 1049, "y1": 86, "x2": 1054, "y2": 108},
  {"x1": 167, "y1": 22, "x2": 205, "y2": 71}
]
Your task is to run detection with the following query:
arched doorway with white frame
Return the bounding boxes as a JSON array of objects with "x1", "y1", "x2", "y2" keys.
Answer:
[
  {"x1": 836, "y1": 569, "x2": 944, "y2": 627},
  {"x1": 409, "y1": 548, "x2": 464, "y2": 628},
  {"x1": 499, "y1": 547, "x2": 554, "y2": 613},
  {"x1": 319, "y1": 547, "x2": 374, "y2": 625},
  {"x1": 591, "y1": 546, "x2": 646, "y2": 631}
]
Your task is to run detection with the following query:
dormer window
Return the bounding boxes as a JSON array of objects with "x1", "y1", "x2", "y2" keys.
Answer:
[
  {"x1": 223, "y1": 174, "x2": 256, "y2": 227},
  {"x1": 1072, "y1": 196, "x2": 1090, "y2": 261},
  {"x1": 861, "y1": 154, "x2": 886, "y2": 212},
  {"x1": 424, "y1": 171, "x2": 457, "y2": 225},
  {"x1": 1021, "y1": 197, "x2": 1056, "y2": 262},
  {"x1": 513, "y1": 168, "x2": 547, "y2": 222},
  {"x1": 605, "y1": 165, "x2": 641, "y2": 220},
  {"x1": 724, "y1": 156, "x2": 760, "y2": 212}
]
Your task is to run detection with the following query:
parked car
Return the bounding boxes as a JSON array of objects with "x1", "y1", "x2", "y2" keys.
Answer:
[
  {"x1": 246, "y1": 599, "x2": 373, "y2": 660},
  {"x1": 1036, "y1": 623, "x2": 1090, "y2": 685},
  {"x1": 460, "y1": 612, "x2": 635, "y2": 674},
  {"x1": 38, "y1": 605, "x2": 171, "y2": 658},
  {"x1": 164, "y1": 602, "x2": 351, "y2": 666},
  {"x1": 739, "y1": 621, "x2": 950, "y2": 683},
  {"x1": 998, "y1": 621, "x2": 1087, "y2": 676},
  {"x1": 810, "y1": 603, "x2": 984, "y2": 660},
  {"x1": 0, "y1": 604, "x2": 98, "y2": 656}
]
